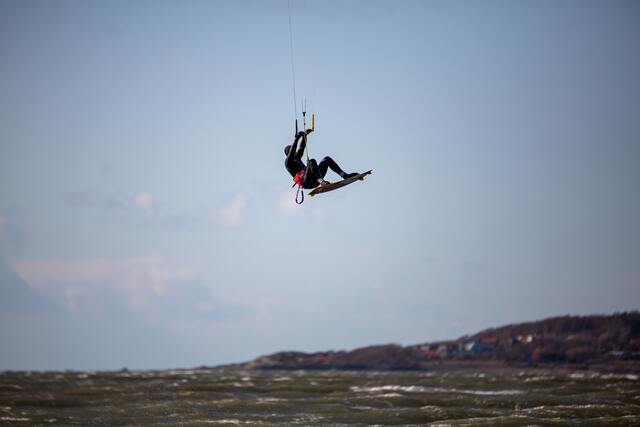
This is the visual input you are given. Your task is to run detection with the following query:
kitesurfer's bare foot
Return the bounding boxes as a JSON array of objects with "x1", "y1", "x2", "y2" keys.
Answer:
[{"x1": 318, "y1": 179, "x2": 330, "y2": 186}]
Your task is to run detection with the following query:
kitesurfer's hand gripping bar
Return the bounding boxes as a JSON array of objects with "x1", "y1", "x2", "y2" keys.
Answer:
[
  {"x1": 305, "y1": 113, "x2": 315, "y2": 135},
  {"x1": 295, "y1": 113, "x2": 314, "y2": 136}
]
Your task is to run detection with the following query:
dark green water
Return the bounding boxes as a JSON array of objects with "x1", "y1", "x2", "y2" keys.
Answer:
[{"x1": 1, "y1": 369, "x2": 639, "y2": 426}]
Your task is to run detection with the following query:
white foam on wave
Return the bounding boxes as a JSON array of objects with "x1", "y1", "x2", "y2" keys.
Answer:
[
  {"x1": 524, "y1": 403, "x2": 628, "y2": 417},
  {"x1": 420, "y1": 404, "x2": 445, "y2": 414},
  {"x1": 569, "y1": 372, "x2": 600, "y2": 380},
  {"x1": 233, "y1": 381, "x2": 254, "y2": 387},
  {"x1": 350, "y1": 384, "x2": 524, "y2": 396},
  {"x1": 458, "y1": 388, "x2": 524, "y2": 396},
  {"x1": 166, "y1": 369, "x2": 198, "y2": 376},
  {"x1": 0, "y1": 417, "x2": 31, "y2": 422},
  {"x1": 351, "y1": 385, "x2": 430, "y2": 393},
  {"x1": 352, "y1": 405, "x2": 376, "y2": 411},
  {"x1": 524, "y1": 375, "x2": 554, "y2": 383},
  {"x1": 211, "y1": 398, "x2": 237, "y2": 405},
  {"x1": 373, "y1": 393, "x2": 404, "y2": 398},
  {"x1": 602, "y1": 373, "x2": 640, "y2": 381},
  {"x1": 256, "y1": 397, "x2": 286, "y2": 404},
  {"x1": 551, "y1": 403, "x2": 620, "y2": 410}
]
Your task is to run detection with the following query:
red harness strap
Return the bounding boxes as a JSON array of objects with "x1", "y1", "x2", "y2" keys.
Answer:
[
  {"x1": 292, "y1": 171, "x2": 305, "y2": 204},
  {"x1": 293, "y1": 171, "x2": 305, "y2": 187}
]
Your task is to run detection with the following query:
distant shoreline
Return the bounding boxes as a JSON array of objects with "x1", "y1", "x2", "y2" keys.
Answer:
[
  {"x1": 215, "y1": 359, "x2": 640, "y2": 376},
  {"x1": 221, "y1": 312, "x2": 640, "y2": 375},
  {"x1": 2, "y1": 360, "x2": 638, "y2": 376},
  {"x1": 3, "y1": 313, "x2": 639, "y2": 375}
]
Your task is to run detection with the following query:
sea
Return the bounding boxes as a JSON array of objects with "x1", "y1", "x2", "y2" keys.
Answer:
[{"x1": 1, "y1": 368, "x2": 639, "y2": 426}]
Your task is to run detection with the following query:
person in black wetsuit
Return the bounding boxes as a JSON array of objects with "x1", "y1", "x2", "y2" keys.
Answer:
[{"x1": 284, "y1": 129, "x2": 358, "y2": 189}]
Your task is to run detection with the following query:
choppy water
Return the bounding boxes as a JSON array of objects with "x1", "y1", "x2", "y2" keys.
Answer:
[{"x1": 1, "y1": 369, "x2": 639, "y2": 426}]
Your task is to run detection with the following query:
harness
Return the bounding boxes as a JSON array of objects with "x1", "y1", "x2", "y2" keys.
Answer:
[{"x1": 292, "y1": 170, "x2": 305, "y2": 204}]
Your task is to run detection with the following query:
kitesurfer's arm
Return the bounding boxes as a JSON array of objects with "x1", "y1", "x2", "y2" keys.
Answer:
[
  {"x1": 295, "y1": 133, "x2": 307, "y2": 160},
  {"x1": 294, "y1": 129, "x2": 313, "y2": 160},
  {"x1": 287, "y1": 132, "x2": 304, "y2": 164}
]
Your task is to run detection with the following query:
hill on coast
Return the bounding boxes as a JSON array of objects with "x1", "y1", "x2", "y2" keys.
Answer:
[{"x1": 227, "y1": 312, "x2": 640, "y2": 373}]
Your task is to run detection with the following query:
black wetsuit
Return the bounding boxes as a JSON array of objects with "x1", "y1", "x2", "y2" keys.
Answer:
[{"x1": 285, "y1": 132, "x2": 346, "y2": 189}]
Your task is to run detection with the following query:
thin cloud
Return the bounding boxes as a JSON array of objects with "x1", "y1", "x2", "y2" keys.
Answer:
[
  {"x1": 63, "y1": 188, "x2": 207, "y2": 228},
  {"x1": 212, "y1": 193, "x2": 250, "y2": 228},
  {"x1": 133, "y1": 192, "x2": 155, "y2": 216},
  {"x1": 100, "y1": 162, "x2": 116, "y2": 176},
  {"x1": 10, "y1": 256, "x2": 195, "y2": 313},
  {"x1": 0, "y1": 257, "x2": 48, "y2": 314},
  {"x1": 278, "y1": 190, "x2": 301, "y2": 214},
  {"x1": 7, "y1": 256, "x2": 256, "y2": 331},
  {"x1": 62, "y1": 188, "x2": 129, "y2": 211},
  {"x1": 276, "y1": 190, "x2": 328, "y2": 223},
  {"x1": 63, "y1": 188, "x2": 160, "y2": 219},
  {"x1": 0, "y1": 211, "x2": 27, "y2": 256},
  {"x1": 62, "y1": 188, "x2": 102, "y2": 207}
]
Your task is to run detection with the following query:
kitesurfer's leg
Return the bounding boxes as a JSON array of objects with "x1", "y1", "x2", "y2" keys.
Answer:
[
  {"x1": 318, "y1": 156, "x2": 344, "y2": 178},
  {"x1": 318, "y1": 156, "x2": 358, "y2": 180},
  {"x1": 302, "y1": 159, "x2": 327, "y2": 188}
]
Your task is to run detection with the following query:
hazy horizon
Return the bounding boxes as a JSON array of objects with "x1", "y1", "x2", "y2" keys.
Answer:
[{"x1": 1, "y1": 0, "x2": 639, "y2": 371}]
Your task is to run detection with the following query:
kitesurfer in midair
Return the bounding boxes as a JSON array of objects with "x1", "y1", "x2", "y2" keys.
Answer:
[{"x1": 284, "y1": 129, "x2": 358, "y2": 189}]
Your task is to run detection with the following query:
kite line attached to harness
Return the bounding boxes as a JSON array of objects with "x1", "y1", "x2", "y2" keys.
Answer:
[
  {"x1": 287, "y1": 0, "x2": 315, "y2": 204},
  {"x1": 284, "y1": 2, "x2": 371, "y2": 204}
]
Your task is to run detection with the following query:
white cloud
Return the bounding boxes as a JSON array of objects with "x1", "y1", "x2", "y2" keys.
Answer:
[
  {"x1": 10, "y1": 256, "x2": 195, "y2": 313},
  {"x1": 64, "y1": 286, "x2": 89, "y2": 312},
  {"x1": 276, "y1": 189, "x2": 328, "y2": 223},
  {"x1": 212, "y1": 193, "x2": 249, "y2": 228},
  {"x1": 133, "y1": 192, "x2": 155, "y2": 216},
  {"x1": 63, "y1": 188, "x2": 211, "y2": 229},
  {"x1": 63, "y1": 188, "x2": 157, "y2": 217},
  {"x1": 278, "y1": 190, "x2": 301, "y2": 214}
]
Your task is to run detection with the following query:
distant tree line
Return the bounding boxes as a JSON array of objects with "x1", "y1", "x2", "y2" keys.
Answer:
[
  {"x1": 242, "y1": 312, "x2": 640, "y2": 371},
  {"x1": 458, "y1": 312, "x2": 640, "y2": 365}
]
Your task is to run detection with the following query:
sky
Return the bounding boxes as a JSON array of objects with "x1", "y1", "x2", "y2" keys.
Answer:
[{"x1": 1, "y1": 0, "x2": 639, "y2": 371}]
